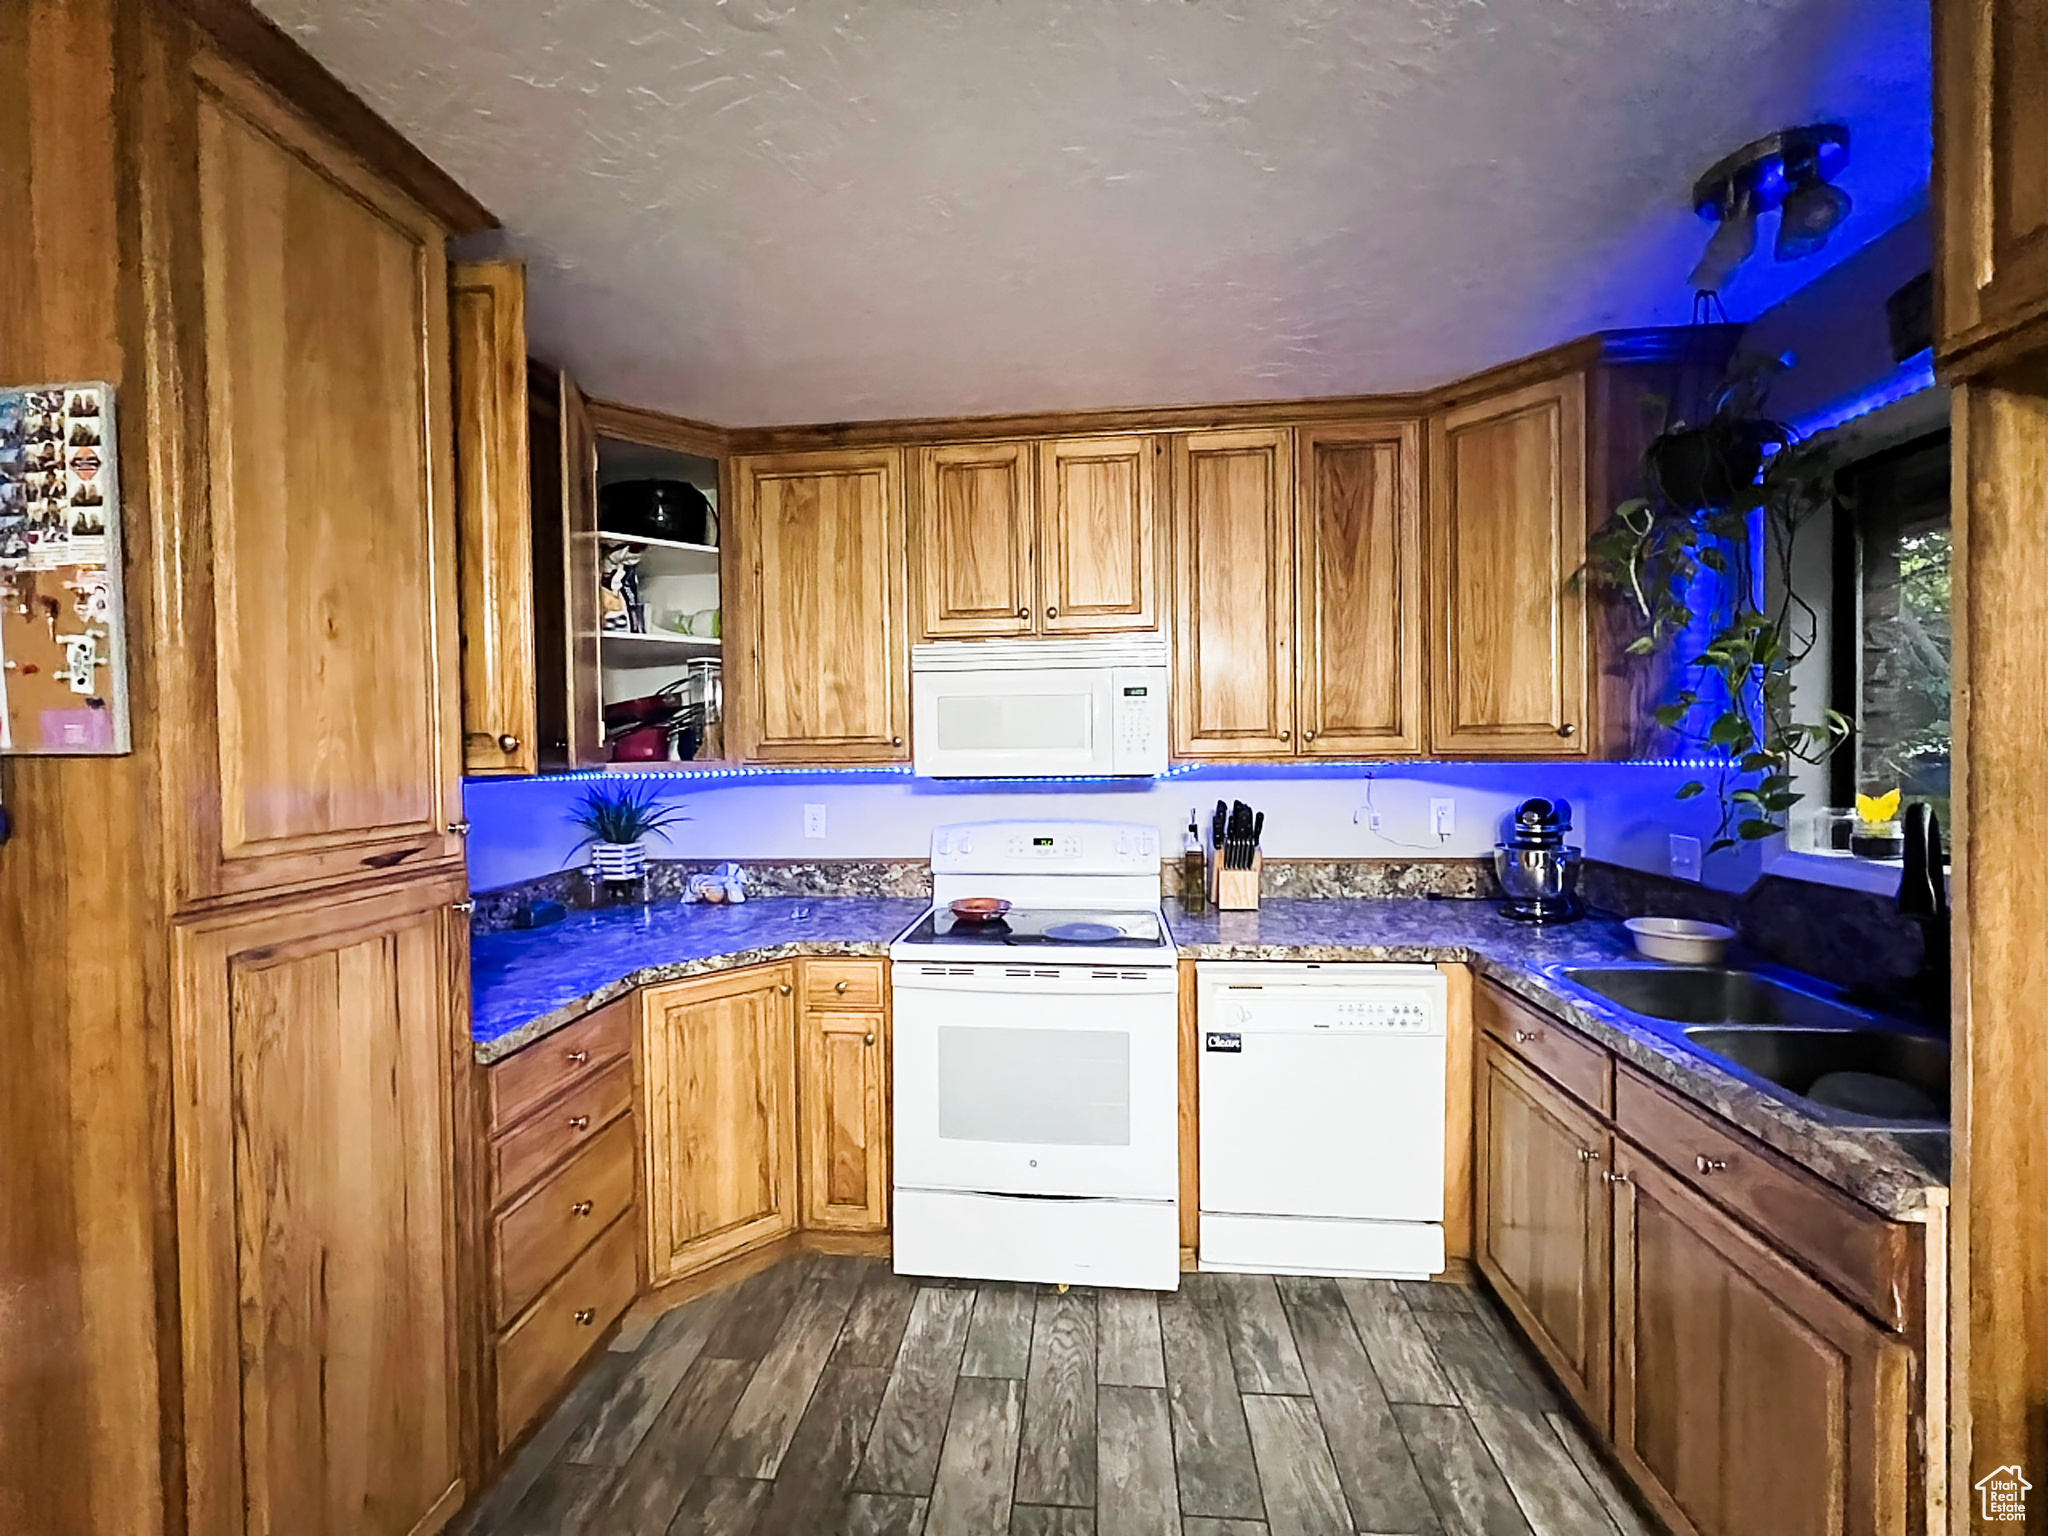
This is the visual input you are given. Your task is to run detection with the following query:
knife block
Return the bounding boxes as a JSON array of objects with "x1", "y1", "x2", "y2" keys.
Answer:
[{"x1": 1211, "y1": 848, "x2": 1263, "y2": 911}]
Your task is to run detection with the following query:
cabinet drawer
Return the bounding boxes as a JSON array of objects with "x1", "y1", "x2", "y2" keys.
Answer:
[
  {"x1": 488, "y1": 995, "x2": 634, "y2": 1133},
  {"x1": 492, "y1": 1115, "x2": 637, "y2": 1326},
  {"x1": 1477, "y1": 981, "x2": 1613, "y2": 1115},
  {"x1": 804, "y1": 959, "x2": 884, "y2": 1009},
  {"x1": 492, "y1": 1056, "x2": 634, "y2": 1206},
  {"x1": 1615, "y1": 1065, "x2": 1919, "y2": 1331},
  {"x1": 494, "y1": 1211, "x2": 637, "y2": 1453}
]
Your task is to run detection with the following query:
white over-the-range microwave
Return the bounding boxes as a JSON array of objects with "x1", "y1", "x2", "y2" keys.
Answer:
[{"x1": 910, "y1": 637, "x2": 1169, "y2": 778}]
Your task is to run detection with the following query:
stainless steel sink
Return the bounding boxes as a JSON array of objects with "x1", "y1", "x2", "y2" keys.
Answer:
[
  {"x1": 1556, "y1": 966, "x2": 1874, "y2": 1029},
  {"x1": 1682, "y1": 1026, "x2": 1950, "y2": 1122}
]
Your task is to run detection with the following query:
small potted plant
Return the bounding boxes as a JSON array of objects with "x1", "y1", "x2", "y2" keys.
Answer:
[
  {"x1": 1850, "y1": 788, "x2": 1904, "y2": 860},
  {"x1": 568, "y1": 782, "x2": 688, "y2": 887}
]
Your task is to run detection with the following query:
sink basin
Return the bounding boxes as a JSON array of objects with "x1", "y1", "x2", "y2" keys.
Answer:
[
  {"x1": 1684, "y1": 1027, "x2": 1950, "y2": 1123},
  {"x1": 1557, "y1": 966, "x2": 1872, "y2": 1029}
]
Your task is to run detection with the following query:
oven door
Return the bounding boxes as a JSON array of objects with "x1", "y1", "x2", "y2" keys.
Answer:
[
  {"x1": 910, "y1": 665, "x2": 1113, "y2": 778},
  {"x1": 892, "y1": 962, "x2": 1179, "y2": 1200}
]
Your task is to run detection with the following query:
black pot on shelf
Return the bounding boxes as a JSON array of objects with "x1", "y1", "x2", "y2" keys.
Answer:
[{"x1": 599, "y1": 479, "x2": 717, "y2": 545}]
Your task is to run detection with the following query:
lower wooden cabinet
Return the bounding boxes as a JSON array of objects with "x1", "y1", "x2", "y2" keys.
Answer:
[
  {"x1": 640, "y1": 965, "x2": 801, "y2": 1283},
  {"x1": 171, "y1": 874, "x2": 470, "y2": 1536},
  {"x1": 1475, "y1": 1035, "x2": 1612, "y2": 1423},
  {"x1": 1612, "y1": 1143, "x2": 1912, "y2": 1536},
  {"x1": 798, "y1": 965, "x2": 890, "y2": 1231}
]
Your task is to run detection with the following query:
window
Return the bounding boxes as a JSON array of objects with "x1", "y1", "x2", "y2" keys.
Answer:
[{"x1": 1830, "y1": 433, "x2": 1952, "y2": 835}]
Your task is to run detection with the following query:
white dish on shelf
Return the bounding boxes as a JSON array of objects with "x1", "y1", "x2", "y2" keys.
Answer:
[{"x1": 1624, "y1": 916, "x2": 1735, "y2": 964}]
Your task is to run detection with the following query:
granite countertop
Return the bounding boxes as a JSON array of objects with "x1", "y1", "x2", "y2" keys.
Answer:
[
  {"x1": 471, "y1": 897, "x2": 929, "y2": 1063},
  {"x1": 1167, "y1": 898, "x2": 1949, "y2": 1218},
  {"x1": 469, "y1": 891, "x2": 1948, "y2": 1218}
]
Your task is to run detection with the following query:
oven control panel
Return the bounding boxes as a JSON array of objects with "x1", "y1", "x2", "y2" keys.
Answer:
[{"x1": 931, "y1": 820, "x2": 1161, "y2": 874}]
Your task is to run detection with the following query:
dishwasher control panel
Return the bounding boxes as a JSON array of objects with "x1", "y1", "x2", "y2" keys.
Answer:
[{"x1": 1222, "y1": 992, "x2": 1439, "y2": 1033}]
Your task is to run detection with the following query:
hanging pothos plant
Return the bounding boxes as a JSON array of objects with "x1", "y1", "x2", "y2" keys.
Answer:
[{"x1": 1583, "y1": 364, "x2": 1851, "y2": 854}]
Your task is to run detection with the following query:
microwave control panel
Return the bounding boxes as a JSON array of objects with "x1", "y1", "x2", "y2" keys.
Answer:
[{"x1": 1109, "y1": 667, "x2": 1169, "y2": 774}]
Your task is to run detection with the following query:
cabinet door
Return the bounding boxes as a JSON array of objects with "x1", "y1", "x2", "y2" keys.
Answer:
[
  {"x1": 1935, "y1": 0, "x2": 2048, "y2": 371},
  {"x1": 1427, "y1": 376, "x2": 1589, "y2": 757},
  {"x1": 1475, "y1": 1037, "x2": 1611, "y2": 1425},
  {"x1": 732, "y1": 449, "x2": 908, "y2": 762},
  {"x1": 1611, "y1": 1144, "x2": 1911, "y2": 1536},
  {"x1": 641, "y1": 967, "x2": 799, "y2": 1282},
  {"x1": 800, "y1": 1007, "x2": 889, "y2": 1231},
  {"x1": 1171, "y1": 429, "x2": 1295, "y2": 757},
  {"x1": 450, "y1": 259, "x2": 536, "y2": 776},
  {"x1": 1296, "y1": 421, "x2": 1424, "y2": 756},
  {"x1": 177, "y1": 54, "x2": 462, "y2": 900},
  {"x1": 526, "y1": 368, "x2": 605, "y2": 770},
  {"x1": 1037, "y1": 434, "x2": 1159, "y2": 633},
  {"x1": 172, "y1": 874, "x2": 470, "y2": 1536},
  {"x1": 916, "y1": 441, "x2": 1035, "y2": 639}
]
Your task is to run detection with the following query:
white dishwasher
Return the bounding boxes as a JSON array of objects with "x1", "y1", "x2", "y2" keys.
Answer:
[{"x1": 1197, "y1": 962, "x2": 1449, "y2": 1278}]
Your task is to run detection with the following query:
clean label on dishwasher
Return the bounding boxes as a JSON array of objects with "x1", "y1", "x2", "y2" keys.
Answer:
[{"x1": 1205, "y1": 1032, "x2": 1242, "y2": 1053}]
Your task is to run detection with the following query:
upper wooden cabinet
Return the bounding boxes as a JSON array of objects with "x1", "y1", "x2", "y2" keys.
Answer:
[
  {"x1": 1428, "y1": 374, "x2": 1590, "y2": 757},
  {"x1": 1172, "y1": 428, "x2": 1296, "y2": 757},
  {"x1": 1935, "y1": 0, "x2": 2048, "y2": 376},
  {"x1": 640, "y1": 967, "x2": 800, "y2": 1284},
  {"x1": 731, "y1": 448, "x2": 908, "y2": 762},
  {"x1": 172, "y1": 54, "x2": 462, "y2": 902},
  {"x1": 1611, "y1": 1144, "x2": 1911, "y2": 1536},
  {"x1": 1296, "y1": 422, "x2": 1425, "y2": 756},
  {"x1": 916, "y1": 441, "x2": 1036, "y2": 637},
  {"x1": 171, "y1": 874, "x2": 470, "y2": 1536},
  {"x1": 450, "y1": 260, "x2": 537, "y2": 776},
  {"x1": 911, "y1": 433, "x2": 1160, "y2": 641}
]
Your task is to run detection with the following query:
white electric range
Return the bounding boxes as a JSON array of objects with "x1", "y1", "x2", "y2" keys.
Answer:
[{"x1": 889, "y1": 819, "x2": 1180, "y2": 1291}]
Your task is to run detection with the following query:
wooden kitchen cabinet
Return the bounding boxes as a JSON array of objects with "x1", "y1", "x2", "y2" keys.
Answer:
[
  {"x1": 1427, "y1": 374, "x2": 1590, "y2": 757},
  {"x1": 1611, "y1": 1142, "x2": 1911, "y2": 1536},
  {"x1": 171, "y1": 872, "x2": 472, "y2": 1536},
  {"x1": 1935, "y1": 0, "x2": 2048, "y2": 376},
  {"x1": 169, "y1": 52, "x2": 464, "y2": 901},
  {"x1": 1296, "y1": 420, "x2": 1425, "y2": 756},
  {"x1": 451, "y1": 259, "x2": 538, "y2": 776},
  {"x1": 915, "y1": 440, "x2": 1037, "y2": 638},
  {"x1": 640, "y1": 966, "x2": 800, "y2": 1283},
  {"x1": 1475, "y1": 1034, "x2": 1612, "y2": 1424},
  {"x1": 1037, "y1": 434, "x2": 1160, "y2": 633},
  {"x1": 1171, "y1": 428, "x2": 1297, "y2": 757},
  {"x1": 731, "y1": 448, "x2": 908, "y2": 762},
  {"x1": 798, "y1": 958, "x2": 890, "y2": 1231}
]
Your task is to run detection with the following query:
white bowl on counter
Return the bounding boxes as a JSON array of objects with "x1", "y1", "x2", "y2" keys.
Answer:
[{"x1": 1625, "y1": 916, "x2": 1736, "y2": 964}]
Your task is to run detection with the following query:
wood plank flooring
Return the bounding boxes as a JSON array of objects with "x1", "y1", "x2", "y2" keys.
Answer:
[{"x1": 459, "y1": 1257, "x2": 1658, "y2": 1536}]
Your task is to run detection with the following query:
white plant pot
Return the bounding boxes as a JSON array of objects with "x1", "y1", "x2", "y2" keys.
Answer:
[{"x1": 589, "y1": 841, "x2": 647, "y2": 883}]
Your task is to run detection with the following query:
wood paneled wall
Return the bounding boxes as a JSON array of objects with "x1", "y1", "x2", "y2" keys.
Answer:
[{"x1": 0, "y1": 4, "x2": 170, "y2": 1532}]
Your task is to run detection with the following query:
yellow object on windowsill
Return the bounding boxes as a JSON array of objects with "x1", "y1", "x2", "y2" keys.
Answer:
[{"x1": 1855, "y1": 788, "x2": 1901, "y2": 828}]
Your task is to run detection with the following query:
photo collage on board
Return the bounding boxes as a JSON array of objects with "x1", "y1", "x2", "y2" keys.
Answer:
[{"x1": 0, "y1": 384, "x2": 109, "y2": 572}]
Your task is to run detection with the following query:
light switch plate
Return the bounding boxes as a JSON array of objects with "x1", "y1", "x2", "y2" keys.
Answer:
[
  {"x1": 803, "y1": 804, "x2": 827, "y2": 839},
  {"x1": 1669, "y1": 833, "x2": 1703, "y2": 882}
]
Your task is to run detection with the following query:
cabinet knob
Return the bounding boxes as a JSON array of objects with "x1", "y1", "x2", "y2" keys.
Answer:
[
  {"x1": 1577, "y1": 1147, "x2": 1601, "y2": 1162},
  {"x1": 1046, "y1": 606, "x2": 1058, "y2": 619},
  {"x1": 573, "y1": 1308, "x2": 596, "y2": 1326},
  {"x1": 778, "y1": 983, "x2": 793, "y2": 996},
  {"x1": 1602, "y1": 1169, "x2": 1630, "y2": 1185},
  {"x1": 566, "y1": 1050, "x2": 589, "y2": 1066},
  {"x1": 453, "y1": 898, "x2": 477, "y2": 915},
  {"x1": 571, "y1": 1200, "x2": 594, "y2": 1217},
  {"x1": 834, "y1": 980, "x2": 849, "y2": 995},
  {"x1": 498, "y1": 733, "x2": 522, "y2": 753},
  {"x1": 1017, "y1": 607, "x2": 1029, "y2": 620},
  {"x1": 1279, "y1": 729, "x2": 1290, "y2": 741},
  {"x1": 568, "y1": 1115, "x2": 590, "y2": 1131},
  {"x1": 448, "y1": 819, "x2": 471, "y2": 836},
  {"x1": 864, "y1": 1032, "x2": 876, "y2": 1046},
  {"x1": 1557, "y1": 723, "x2": 1576, "y2": 739},
  {"x1": 1513, "y1": 1028, "x2": 1541, "y2": 1044},
  {"x1": 1303, "y1": 730, "x2": 1315, "y2": 741},
  {"x1": 1694, "y1": 1155, "x2": 1727, "y2": 1175}
]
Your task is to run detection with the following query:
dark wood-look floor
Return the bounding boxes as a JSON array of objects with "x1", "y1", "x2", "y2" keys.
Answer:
[{"x1": 457, "y1": 1258, "x2": 1658, "y2": 1536}]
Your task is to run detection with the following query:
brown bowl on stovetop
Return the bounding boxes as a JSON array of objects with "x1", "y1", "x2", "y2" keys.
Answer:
[{"x1": 948, "y1": 897, "x2": 1012, "y2": 923}]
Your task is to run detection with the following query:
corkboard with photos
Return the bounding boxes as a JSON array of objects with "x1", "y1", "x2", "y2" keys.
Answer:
[{"x1": 0, "y1": 381, "x2": 130, "y2": 754}]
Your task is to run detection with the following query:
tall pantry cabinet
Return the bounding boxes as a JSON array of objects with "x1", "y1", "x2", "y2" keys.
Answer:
[{"x1": 0, "y1": 5, "x2": 494, "y2": 1534}]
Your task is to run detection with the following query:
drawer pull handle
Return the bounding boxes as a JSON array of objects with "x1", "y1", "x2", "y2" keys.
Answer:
[
  {"x1": 1513, "y1": 1028, "x2": 1542, "y2": 1044},
  {"x1": 864, "y1": 1032, "x2": 876, "y2": 1046},
  {"x1": 571, "y1": 1200, "x2": 594, "y2": 1217},
  {"x1": 573, "y1": 1308, "x2": 596, "y2": 1326},
  {"x1": 1694, "y1": 1156, "x2": 1727, "y2": 1175},
  {"x1": 566, "y1": 1050, "x2": 589, "y2": 1066},
  {"x1": 1577, "y1": 1147, "x2": 1600, "y2": 1163},
  {"x1": 568, "y1": 1115, "x2": 590, "y2": 1131},
  {"x1": 448, "y1": 819, "x2": 471, "y2": 836},
  {"x1": 834, "y1": 980, "x2": 849, "y2": 994},
  {"x1": 1602, "y1": 1169, "x2": 1630, "y2": 1185}
]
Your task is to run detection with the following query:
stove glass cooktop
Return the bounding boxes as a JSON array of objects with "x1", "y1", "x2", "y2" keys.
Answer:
[{"x1": 899, "y1": 907, "x2": 1168, "y2": 950}]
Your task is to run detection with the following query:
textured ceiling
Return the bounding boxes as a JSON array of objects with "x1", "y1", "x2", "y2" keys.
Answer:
[{"x1": 254, "y1": 0, "x2": 1931, "y2": 426}]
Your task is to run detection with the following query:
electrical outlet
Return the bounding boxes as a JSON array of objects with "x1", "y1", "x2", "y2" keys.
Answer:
[
  {"x1": 803, "y1": 804, "x2": 827, "y2": 840},
  {"x1": 1670, "y1": 833, "x2": 1703, "y2": 882},
  {"x1": 1430, "y1": 798, "x2": 1455, "y2": 839}
]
